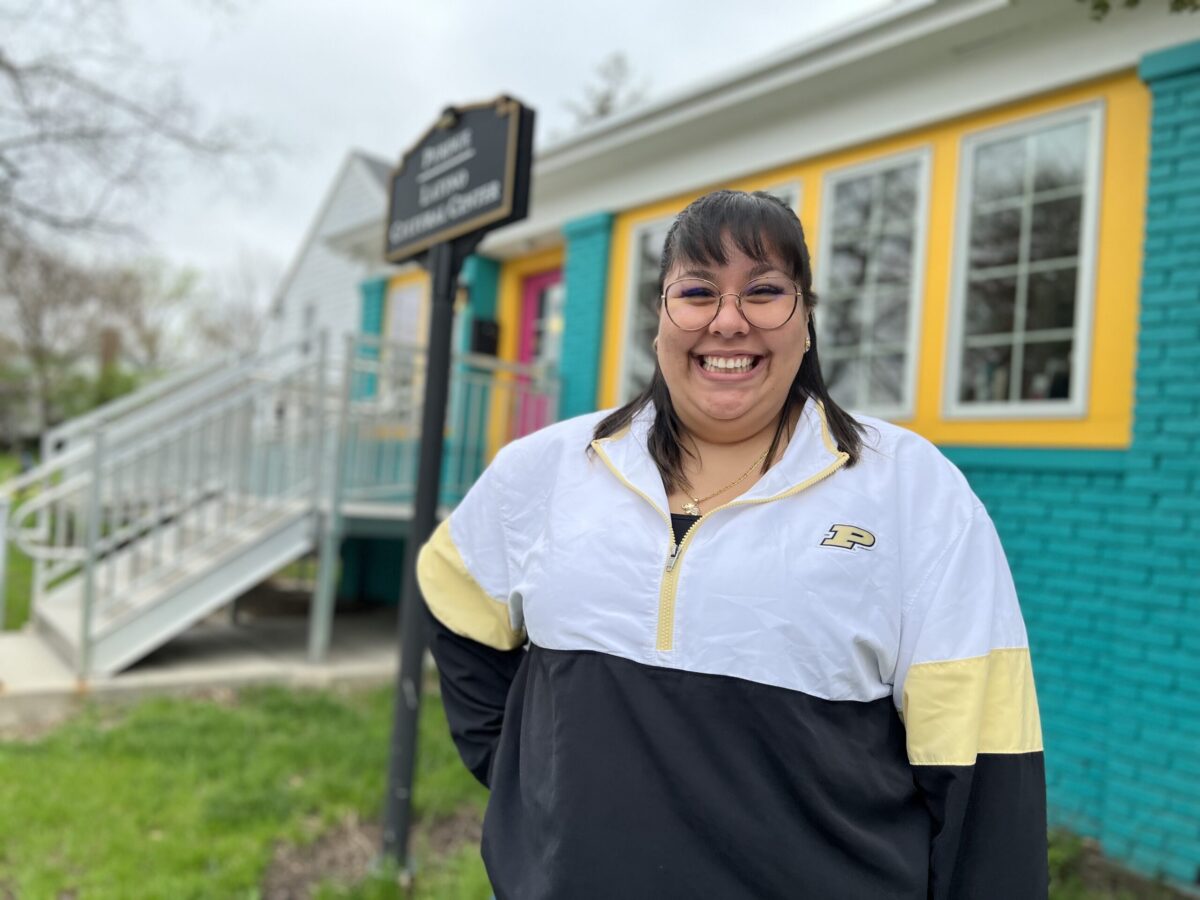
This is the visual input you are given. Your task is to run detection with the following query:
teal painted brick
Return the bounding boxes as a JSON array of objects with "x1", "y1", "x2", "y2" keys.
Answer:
[
  {"x1": 1152, "y1": 571, "x2": 1200, "y2": 591},
  {"x1": 560, "y1": 211, "x2": 614, "y2": 418},
  {"x1": 1165, "y1": 307, "x2": 1200, "y2": 328},
  {"x1": 1105, "y1": 510, "x2": 1186, "y2": 530}
]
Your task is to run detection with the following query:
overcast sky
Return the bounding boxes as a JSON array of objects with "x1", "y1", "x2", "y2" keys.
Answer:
[{"x1": 126, "y1": 0, "x2": 893, "y2": 292}]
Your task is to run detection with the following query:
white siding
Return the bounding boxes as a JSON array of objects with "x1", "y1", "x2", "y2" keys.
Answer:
[{"x1": 271, "y1": 155, "x2": 388, "y2": 352}]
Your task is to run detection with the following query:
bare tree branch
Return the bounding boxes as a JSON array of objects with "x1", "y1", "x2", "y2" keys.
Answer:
[{"x1": 0, "y1": 0, "x2": 268, "y2": 248}]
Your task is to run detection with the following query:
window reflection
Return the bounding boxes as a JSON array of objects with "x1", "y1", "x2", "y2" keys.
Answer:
[
  {"x1": 821, "y1": 158, "x2": 923, "y2": 414},
  {"x1": 957, "y1": 112, "x2": 1092, "y2": 407}
]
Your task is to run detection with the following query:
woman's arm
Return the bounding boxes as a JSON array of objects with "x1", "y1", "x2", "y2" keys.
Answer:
[
  {"x1": 894, "y1": 505, "x2": 1048, "y2": 899},
  {"x1": 427, "y1": 609, "x2": 525, "y2": 787},
  {"x1": 417, "y1": 460, "x2": 526, "y2": 788}
]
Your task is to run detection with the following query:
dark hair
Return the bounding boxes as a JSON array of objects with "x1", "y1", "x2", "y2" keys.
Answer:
[{"x1": 591, "y1": 189, "x2": 865, "y2": 493}]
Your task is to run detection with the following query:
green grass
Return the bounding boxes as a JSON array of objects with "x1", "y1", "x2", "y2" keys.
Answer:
[
  {"x1": 0, "y1": 685, "x2": 489, "y2": 899},
  {"x1": 2, "y1": 543, "x2": 32, "y2": 630},
  {"x1": 1, "y1": 452, "x2": 33, "y2": 630}
]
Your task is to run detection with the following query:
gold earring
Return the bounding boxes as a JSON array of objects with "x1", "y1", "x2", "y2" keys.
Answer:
[{"x1": 805, "y1": 337, "x2": 811, "y2": 351}]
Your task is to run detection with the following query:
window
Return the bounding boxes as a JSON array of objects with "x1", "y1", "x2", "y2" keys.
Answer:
[
  {"x1": 816, "y1": 152, "x2": 930, "y2": 419},
  {"x1": 946, "y1": 103, "x2": 1102, "y2": 418},
  {"x1": 618, "y1": 184, "x2": 801, "y2": 402}
]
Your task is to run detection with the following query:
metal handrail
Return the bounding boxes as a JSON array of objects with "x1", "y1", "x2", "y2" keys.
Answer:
[{"x1": 0, "y1": 329, "x2": 561, "y2": 660}]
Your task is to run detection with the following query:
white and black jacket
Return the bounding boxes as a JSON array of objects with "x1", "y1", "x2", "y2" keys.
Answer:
[{"x1": 417, "y1": 400, "x2": 1047, "y2": 900}]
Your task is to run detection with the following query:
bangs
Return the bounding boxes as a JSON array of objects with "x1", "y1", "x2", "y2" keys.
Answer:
[{"x1": 661, "y1": 191, "x2": 811, "y2": 289}]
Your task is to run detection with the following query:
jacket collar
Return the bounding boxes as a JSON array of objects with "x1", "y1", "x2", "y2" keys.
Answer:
[{"x1": 590, "y1": 399, "x2": 848, "y2": 515}]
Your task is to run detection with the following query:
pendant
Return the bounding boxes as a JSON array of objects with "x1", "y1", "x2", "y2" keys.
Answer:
[{"x1": 682, "y1": 499, "x2": 701, "y2": 516}]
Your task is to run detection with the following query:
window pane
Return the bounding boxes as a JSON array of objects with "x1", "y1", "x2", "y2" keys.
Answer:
[
  {"x1": 1033, "y1": 120, "x2": 1088, "y2": 192},
  {"x1": 830, "y1": 243, "x2": 868, "y2": 292},
  {"x1": 824, "y1": 298, "x2": 863, "y2": 348},
  {"x1": 966, "y1": 277, "x2": 1017, "y2": 336},
  {"x1": 825, "y1": 355, "x2": 865, "y2": 409},
  {"x1": 954, "y1": 112, "x2": 1096, "y2": 412},
  {"x1": 821, "y1": 157, "x2": 923, "y2": 414},
  {"x1": 624, "y1": 221, "x2": 672, "y2": 398},
  {"x1": 832, "y1": 177, "x2": 872, "y2": 235},
  {"x1": 973, "y1": 137, "x2": 1026, "y2": 203},
  {"x1": 876, "y1": 235, "x2": 913, "y2": 285},
  {"x1": 1030, "y1": 196, "x2": 1082, "y2": 262},
  {"x1": 868, "y1": 354, "x2": 904, "y2": 406},
  {"x1": 872, "y1": 290, "x2": 909, "y2": 344},
  {"x1": 960, "y1": 344, "x2": 1013, "y2": 402},
  {"x1": 970, "y1": 207, "x2": 1021, "y2": 268},
  {"x1": 1021, "y1": 339, "x2": 1072, "y2": 400},
  {"x1": 1026, "y1": 267, "x2": 1077, "y2": 332},
  {"x1": 881, "y1": 165, "x2": 918, "y2": 231}
]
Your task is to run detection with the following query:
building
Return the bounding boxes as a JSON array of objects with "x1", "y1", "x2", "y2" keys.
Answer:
[{"x1": 279, "y1": 0, "x2": 1198, "y2": 885}]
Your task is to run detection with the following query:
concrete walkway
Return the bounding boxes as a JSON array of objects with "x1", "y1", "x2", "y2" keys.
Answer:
[{"x1": 0, "y1": 607, "x2": 400, "y2": 731}]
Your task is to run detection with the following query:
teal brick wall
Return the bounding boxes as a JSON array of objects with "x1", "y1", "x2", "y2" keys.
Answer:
[
  {"x1": 562, "y1": 212, "x2": 615, "y2": 418},
  {"x1": 940, "y1": 38, "x2": 1200, "y2": 888}
]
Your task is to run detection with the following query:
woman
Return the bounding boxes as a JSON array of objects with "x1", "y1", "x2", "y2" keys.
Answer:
[{"x1": 418, "y1": 190, "x2": 1047, "y2": 899}]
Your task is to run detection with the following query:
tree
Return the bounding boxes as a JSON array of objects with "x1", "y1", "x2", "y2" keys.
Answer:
[
  {"x1": 0, "y1": 0, "x2": 255, "y2": 249},
  {"x1": 564, "y1": 52, "x2": 649, "y2": 129},
  {"x1": 186, "y1": 249, "x2": 279, "y2": 359},
  {"x1": 1083, "y1": 0, "x2": 1198, "y2": 19},
  {"x1": 0, "y1": 239, "x2": 98, "y2": 429},
  {"x1": 95, "y1": 259, "x2": 200, "y2": 372}
]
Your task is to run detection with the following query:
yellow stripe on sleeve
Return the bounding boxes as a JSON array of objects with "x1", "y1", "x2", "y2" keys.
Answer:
[
  {"x1": 417, "y1": 519, "x2": 525, "y2": 651},
  {"x1": 903, "y1": 647, "x2": 1043, "y2": 766}
]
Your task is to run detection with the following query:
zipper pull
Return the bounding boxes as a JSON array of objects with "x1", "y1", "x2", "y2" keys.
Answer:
[{"x1": 665, "y1": 543, "x2": 681, "y2": 572}]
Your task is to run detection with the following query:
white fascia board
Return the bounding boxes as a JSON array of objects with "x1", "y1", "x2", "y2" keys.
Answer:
[{"x1": 481, "y1": 1, "x2": 1192, "y2": 258}]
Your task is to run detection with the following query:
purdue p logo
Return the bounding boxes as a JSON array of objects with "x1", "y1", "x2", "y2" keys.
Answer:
[{"x1": 820, "y1": 524, "x2": 876, "y2": 551}]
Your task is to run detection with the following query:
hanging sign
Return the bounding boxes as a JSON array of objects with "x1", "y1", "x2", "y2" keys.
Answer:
[{"x1": 385, "y1": 96, "x2": 535, "y2": 263}]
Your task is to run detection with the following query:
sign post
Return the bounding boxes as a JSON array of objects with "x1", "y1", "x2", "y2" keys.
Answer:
[{"x1": 380, "y1": 96, "x2": 534, "y2": 876}]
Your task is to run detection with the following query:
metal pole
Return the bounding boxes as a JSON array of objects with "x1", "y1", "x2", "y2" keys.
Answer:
[
  {"x1": 381, "y1": 239, "x2": 460, "y2": 869},
  {"x1": 308, "y1": 333, "x2": 355, "y2": 664},
  {"x1": 80, "y1": 426, "x2": 106, "y2": 678}
]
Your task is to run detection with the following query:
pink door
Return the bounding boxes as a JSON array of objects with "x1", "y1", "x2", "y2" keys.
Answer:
[{"x1": 513, "y1": 269, "x2": 562, "y2": 438}]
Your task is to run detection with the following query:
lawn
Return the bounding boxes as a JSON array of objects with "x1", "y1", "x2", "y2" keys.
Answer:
[
  {"x1": 0, "y1": 681, "x2": 1188, "y2": 899},
  {"x1": 1, "y1": 452, "x2": 33, "y2": 631},
  {"x1": 0, "y1": 685, "x2": 490, "y2": 899}
]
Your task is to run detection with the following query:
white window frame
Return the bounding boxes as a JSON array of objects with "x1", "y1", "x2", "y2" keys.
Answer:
[
  {"x1": 943, "y1": 101, "x2": 1105, "y2": 420},
  {"x1": 616, "y1": 182, "x2": 802, "y2": 404},
  {"x1": 815, "y1": 148, "x2": 931, "y2": 421}
]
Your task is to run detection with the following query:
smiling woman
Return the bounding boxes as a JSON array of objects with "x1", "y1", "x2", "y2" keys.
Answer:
[{"x1": 418, "y1": 189, "x2": 1048, "y2": 899}]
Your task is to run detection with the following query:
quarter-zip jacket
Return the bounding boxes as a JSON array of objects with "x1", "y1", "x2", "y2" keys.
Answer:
[{"x1": 418, "y1": 400, "x2": 1047, "y2": 900}]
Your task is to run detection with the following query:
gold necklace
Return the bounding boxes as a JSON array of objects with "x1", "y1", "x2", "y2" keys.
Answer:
[{"x1": 680, "y1": 447, "x2": 770, "y2": 516}]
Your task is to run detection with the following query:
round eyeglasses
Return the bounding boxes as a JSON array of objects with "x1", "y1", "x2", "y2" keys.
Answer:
[{"x1": 661, "y1": 276, "x2": 801, "y2": 331}]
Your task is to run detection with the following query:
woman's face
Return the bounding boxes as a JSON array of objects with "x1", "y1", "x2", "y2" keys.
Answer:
[{"x1": 656, "y1": 239, "x2": 809, "y2": 443}]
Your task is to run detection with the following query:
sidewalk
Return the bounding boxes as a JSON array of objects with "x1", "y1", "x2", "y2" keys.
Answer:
[{"x1": 0, "y1": 603, "x2": 400, "y2": 731}]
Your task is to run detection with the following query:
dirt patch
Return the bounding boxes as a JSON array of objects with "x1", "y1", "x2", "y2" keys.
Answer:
[
  {"x1": 262, "y1": 813, "x2": 381, "y2": 899},
  {"x1": 1074, "y1": 839, "x2": 1194, "y2": 898},
  {"x1": 261, "y1": 807, "x2": 483, "y2": 900}
]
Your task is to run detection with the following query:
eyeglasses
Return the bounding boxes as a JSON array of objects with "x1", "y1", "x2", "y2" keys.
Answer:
[{"x1": 661, "y1": 276, "x2": 801, "y2": 331}]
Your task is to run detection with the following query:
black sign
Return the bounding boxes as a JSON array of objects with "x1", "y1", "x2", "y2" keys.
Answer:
[{"x1": 385, "y1": 96, "x2": 535, "y2": 263}]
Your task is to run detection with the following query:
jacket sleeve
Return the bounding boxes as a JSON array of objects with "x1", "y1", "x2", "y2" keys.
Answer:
[
  {"x1": 417, "y1": 459, "x2": 527, "y2": 787},
  {"x1": 892, "y1": 504, "x2": 1048, "y2": 900}
]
